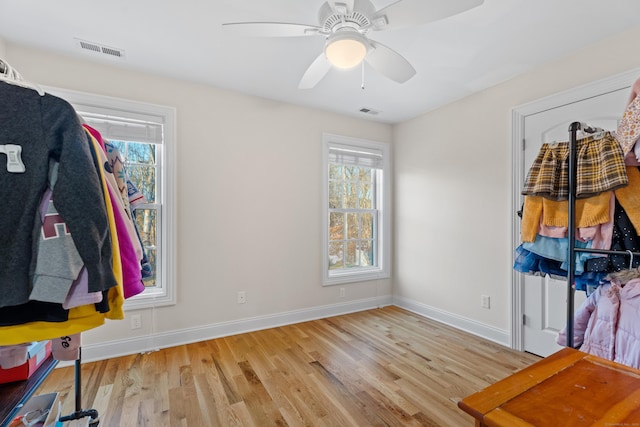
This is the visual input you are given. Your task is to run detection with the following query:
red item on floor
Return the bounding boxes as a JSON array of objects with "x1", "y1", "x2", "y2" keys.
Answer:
[{"x1": 0, "y1": 341, "x2": 52, "y2": 384}]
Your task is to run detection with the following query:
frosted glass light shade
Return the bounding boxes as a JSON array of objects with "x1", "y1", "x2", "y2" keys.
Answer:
[{"x1": 325, "y1": 33, "x2": 368, "y2": 69}]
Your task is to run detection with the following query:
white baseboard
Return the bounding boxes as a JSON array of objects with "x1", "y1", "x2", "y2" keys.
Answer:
[
  {"x1": 392, "y1": 296, "x2": 511, "y2": 347},
  {"x1": 76, "y1": 295, "x2": 394, "y2": 364},
  {"x1": 63, "y1": 294, "x2": 510, "y2": 366}
]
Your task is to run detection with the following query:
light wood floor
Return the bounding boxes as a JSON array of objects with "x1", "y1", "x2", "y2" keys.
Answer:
[{"x1": 39, "y1": 306, "x2": 541, "y2": 426}]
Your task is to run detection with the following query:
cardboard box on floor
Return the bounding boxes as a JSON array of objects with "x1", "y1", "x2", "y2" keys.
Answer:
[{"x1": 9, "y1": 392, "x2": 61, "y2": 427}]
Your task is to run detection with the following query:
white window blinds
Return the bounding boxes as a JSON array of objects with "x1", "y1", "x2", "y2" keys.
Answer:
[
  {"x1": 328, "y1": 144, "x2": 384, "y2": 169},
  {"x1": 77, "y1": 105, "x2": 163, "y2": 145}
]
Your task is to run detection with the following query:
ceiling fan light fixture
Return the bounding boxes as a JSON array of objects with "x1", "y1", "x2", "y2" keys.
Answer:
[{"x1": 324, "y1": 32, "x2": 368, "y2": 69}]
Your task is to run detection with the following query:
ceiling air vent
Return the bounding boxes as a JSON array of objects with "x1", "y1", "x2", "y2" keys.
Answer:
[
  {"x1": 359, "y1": 107, "x2": 380, "y2": 115},
  {"x1": 76, "y1": 39, "x2": 125, "y2": 59}
]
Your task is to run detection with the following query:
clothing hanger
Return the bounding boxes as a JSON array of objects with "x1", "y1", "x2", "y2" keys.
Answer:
[
  {"x1": 605, "y1": 251, "x2": 640, "y2": 286},
  {"x1": 576, "y1": 122, "x2": 606, "y2": 140},
  {"x1": 579, "y1": 122, "x2": 604, "y2": 133},
  {"x1": 0, "y1": 58, "x2": 44, "y2": 96}
]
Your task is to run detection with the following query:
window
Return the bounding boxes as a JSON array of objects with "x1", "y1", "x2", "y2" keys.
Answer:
[
  {"x1": 44, "y1": 87, "x2": 176, "y2": 309},
  {"x1": 323, "y1": 133, "x2": 390, "y2": 285}
]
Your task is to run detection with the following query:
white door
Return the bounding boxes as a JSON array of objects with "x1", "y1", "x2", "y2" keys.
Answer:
[{"x1": 521, "y1": 88, "x2": 628, "y2": 357}]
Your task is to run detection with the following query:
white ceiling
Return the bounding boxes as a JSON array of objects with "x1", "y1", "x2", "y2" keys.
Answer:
[{"x1": 1, "y1": 0, "x2": 639, "y2": 124}]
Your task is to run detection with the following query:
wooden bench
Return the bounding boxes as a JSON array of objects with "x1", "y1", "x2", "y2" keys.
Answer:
[{"x1": 458, "y1": 347, "x2": 640, "y2": 426}]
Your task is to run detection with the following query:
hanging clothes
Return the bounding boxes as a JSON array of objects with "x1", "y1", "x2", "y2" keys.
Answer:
[
  {"x1": 521, "y1": 132, "x2": 628, "y2": 201},
  {"x1": 29, "y1": 165, "x2": 85, "y2": 304},
  {"x1": 519, "y1": 191, "x2": 613, "y2": 244},
  {"x1": 515, "y1": 116, "x2": 640, "y2": 293},
  {"x1": 617, "y1": 94, "x2": 640, "y2": 156},
  {"x1": 0, "y1": 81, "x2": 118, "y2": 308},
  {"x1": 0, "y1": 66, "x2": 137, "y2": 344},
  {"x1": 84, "y1": 128, "x2": 144, "y2": 300},
  {"x1": 557, "y1": 272, "x2": 640, "y2": 369},
  {"x1": 0, "y1": 303, "x2": 106, "y2": 346}
]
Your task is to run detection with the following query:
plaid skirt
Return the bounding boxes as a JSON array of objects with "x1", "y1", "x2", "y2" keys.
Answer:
[{"x1": 522, "y1": 132, "x2": 628, "y2": 200}]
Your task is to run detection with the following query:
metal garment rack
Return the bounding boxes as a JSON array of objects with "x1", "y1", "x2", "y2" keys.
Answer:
[
  {"x1": 58, "y1": 347, "x2": 100, "y2": 426},
  {"x1": 565, "y1": 121, "x2": 640, "y2": 347}
]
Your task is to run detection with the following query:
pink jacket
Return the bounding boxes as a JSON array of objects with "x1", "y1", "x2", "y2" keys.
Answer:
[{"x1": 557, "y1": 278, "x2": 640, "y2": 369}]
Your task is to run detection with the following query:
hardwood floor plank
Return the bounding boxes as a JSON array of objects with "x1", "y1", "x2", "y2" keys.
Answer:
[
  {"x1": 307, "y1": 361, "x2": 387, "y2": 427},
  {"x1": 38, "y1": 307, "x2": 540, "y2": 426},
  {"x1": 267, "y1": 355, "x2": 330, "y2": 423},
  {"x1": 91, "y1": 383, "x2": 113, "y2": 422},
  {"x1": 136, "y1": 398, "x2": 159, "y2": 427},
  {"x1": 193, "y1": 373, "x2": 223, "y2": 427},
  {"x1": 228, "y1": 401, "x2": 258, "y2": 427},
  {"x1": 236, "y1": 360, "x2": 288, "y2": 426},
  {"x1": 168, "y1": 387, "x2": 187, "y2": 425}
]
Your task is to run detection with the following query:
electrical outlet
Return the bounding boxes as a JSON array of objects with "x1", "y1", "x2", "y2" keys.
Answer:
[
  {"x1": 339, "y1": 288, "x2": 345, "y2": 298},
  {"x1": 481, "y1": 295, "x2": 490, "y2": 309},
  {"x1": 237, "y1": 291, "x2": 246, "y2": 304},
  {"x1": 131, "y1": 314, "x2": 142, "y2": 329}
]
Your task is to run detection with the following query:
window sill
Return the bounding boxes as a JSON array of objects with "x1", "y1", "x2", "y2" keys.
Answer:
[
  {"x1": 324, "y1": 268, "x2": 389, "y2": 286},
  {"x1": 123, "y1": 288, "x2": 176, "y2": 311}
]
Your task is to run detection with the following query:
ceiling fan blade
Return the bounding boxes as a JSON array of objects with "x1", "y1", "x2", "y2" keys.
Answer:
[
  {"x1": 221, "y1": 22, "x2": 321, "y2": 37},
  {"x1": 298, "y1": 53, "x2": 332, "y2": 89},
  {"x1": 375, "y1": 0, "x2": 484, "y2": 31},
  {"x1": 327, "y1": 0, "x2": 355, "y2": 14},
  {"x1": 365, "y1": 41, "x2": 416, "y2": 84}
]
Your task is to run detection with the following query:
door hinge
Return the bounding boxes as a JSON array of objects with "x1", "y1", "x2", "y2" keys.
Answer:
[
  {"x1": 523, "y1": 314, "x2": 527, "y2": 325},
  {"x1": 522, "y1": 138, "x2": 526, "y2": 151}
]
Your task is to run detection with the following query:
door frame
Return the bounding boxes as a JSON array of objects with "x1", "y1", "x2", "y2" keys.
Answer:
[{"x1": 510, "y1": 68, "x2": 640, "y2": 351}]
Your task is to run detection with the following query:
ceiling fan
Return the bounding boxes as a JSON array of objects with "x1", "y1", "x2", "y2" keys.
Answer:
[{"x1": 222, "y1": 0, "x2": 484, "y2": 89}]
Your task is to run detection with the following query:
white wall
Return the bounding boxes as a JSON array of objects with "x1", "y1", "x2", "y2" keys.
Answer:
[
  {"x1": 3, "y1": 43, "x2": 393, "y2": 361},
  {"x1": 393, "y1": 25, "x2": 640, "y2": 344},
  {"x1": 5, "y1": 24, "x2": 640, "y2": 360}
]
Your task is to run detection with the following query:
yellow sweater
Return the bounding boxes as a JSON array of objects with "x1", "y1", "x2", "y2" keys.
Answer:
[{"x1": 521, "y1": 191, "x2": 611, "y2": 243}]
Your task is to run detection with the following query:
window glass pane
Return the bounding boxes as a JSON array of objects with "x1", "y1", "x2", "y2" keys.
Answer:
[
  {"x1": 358, "y1": 241, "x2": 374, "y2": 266},
  {"x1": 329, "y1": 181, "x2": 342, "y2": 209},
  {"x1": 110, "y1": 140, "x2": 126, "y2": 154},
  {"x1": 329, "y1": 164, "x2": 342, "y2": 180},
  {"x1": 329, "y1": 212, "x2": 344, "y2": 241},
  {"x1": 358, "y1": 168, "x2": 372, "y2": 182},
  {"x1": 143, "y1": 248, "x2": 157, "y2": 287},
  {"x1": 358, "y1": 182, "x2": 373, "y2": 209},
  {"x1": 361, "y1": 213, "x2": 374, "y2": 239},
  {"x1": 126, "y1": 142, "x2": 156, "y2": 165},
  {"x1": 134, "y1": 208, "x2": 156, "y2": 247},
  {"x1": 347, "y1": 213, "x2": 359, "y2": 239},
  {"x1": 345, "y1": 241, "x2": 357, "y2": 267},
  {"x1": 329, "y1": 242, "x2": 344, "y2": 269},
  {"x1": 128, "y1": 165, "x2": 156, "y2": 202},
  {"x1": 343, "y1": 181, "x2": 357, "y2": 209},
  {"x1": 344, "y1": 166, "x2": 357, "y2": 180}
]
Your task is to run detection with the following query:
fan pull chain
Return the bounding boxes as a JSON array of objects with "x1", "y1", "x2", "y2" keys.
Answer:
[{"x1": 361, "y1": 61, "x2": 365, "y2": 90}]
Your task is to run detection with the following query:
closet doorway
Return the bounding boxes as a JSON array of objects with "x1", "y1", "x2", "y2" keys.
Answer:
[{"x1": 512, "y1": 69, "x2": 638, "y2": 357}]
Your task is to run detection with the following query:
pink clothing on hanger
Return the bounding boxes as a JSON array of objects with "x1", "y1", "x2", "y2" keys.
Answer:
[{"x1": 62, "y1": 267, "x2": 103, "y2": 309}]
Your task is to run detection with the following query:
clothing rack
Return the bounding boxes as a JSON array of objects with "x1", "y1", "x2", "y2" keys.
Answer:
[
  {"x1": 564, "y1": 121, "x2": 640, "y2": 348},
  {"x1": 59, "y1": 349, "x2": 99, "y2": 426},
  {"x1": 0, "y1": 58, "x2": 100, "y2": 426}
]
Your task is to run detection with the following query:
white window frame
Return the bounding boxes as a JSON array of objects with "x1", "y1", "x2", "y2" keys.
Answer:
[
  {"x1": 322, "y1": 133, "x2": 391, "y2": 285},
  {"x1": 43, "y1": 86, "x2": 177, "y2": 310}
]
